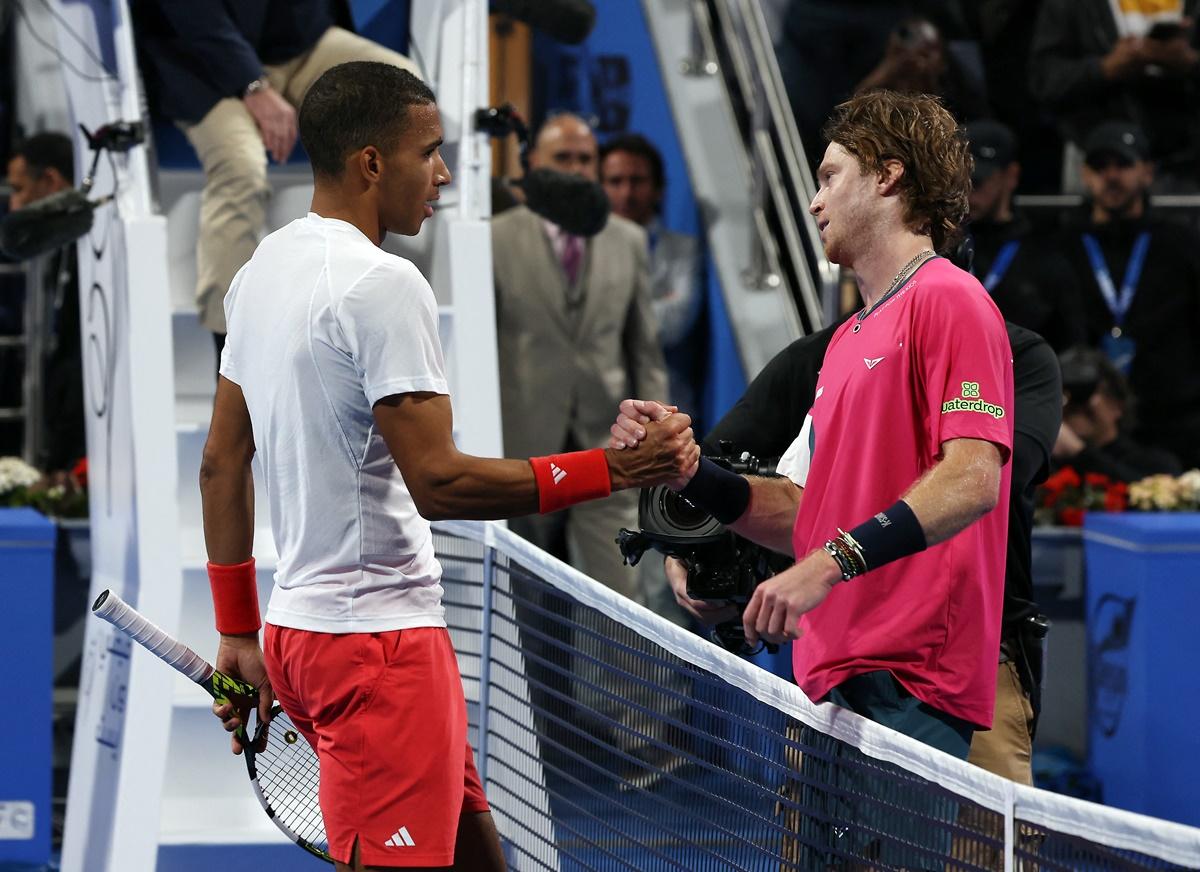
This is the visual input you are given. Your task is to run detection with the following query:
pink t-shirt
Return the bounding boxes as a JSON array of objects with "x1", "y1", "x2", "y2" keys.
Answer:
[{"x1": 789, "y1": 257, "x2": 1013, "y2": 728}]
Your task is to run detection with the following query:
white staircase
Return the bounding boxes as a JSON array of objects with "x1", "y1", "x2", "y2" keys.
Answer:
[{"x1": 61, "y1": 2, "x2": 502, "y2": 867}]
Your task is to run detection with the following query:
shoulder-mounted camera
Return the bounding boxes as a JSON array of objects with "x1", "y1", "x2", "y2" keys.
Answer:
[{"x1": 616, "y1": 445, "x2": 792, "y2": 655}]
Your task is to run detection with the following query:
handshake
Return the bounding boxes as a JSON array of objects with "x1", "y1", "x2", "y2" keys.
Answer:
[{"x1": 604, "y1": 399, "x2": 700, "y2": 492}]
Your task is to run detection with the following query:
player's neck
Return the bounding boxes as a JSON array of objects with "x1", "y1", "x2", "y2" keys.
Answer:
[
  {"x1": 854, "y1": 233, "x2": 935, "y2": 309},
  {"x1": 310, "y1": 188, "x2": 385, "y2": 246}
]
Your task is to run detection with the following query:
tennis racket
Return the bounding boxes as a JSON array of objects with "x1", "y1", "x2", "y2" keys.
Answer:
[{"x1": 90, "y1": 589, "x2": 331, "y2": 863}]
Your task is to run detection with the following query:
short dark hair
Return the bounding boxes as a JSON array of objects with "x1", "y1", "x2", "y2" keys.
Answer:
[
  {"x1": 599, "y1": 133, "x2": 665, "y2": 190},
  {"x1": 13, "y1": 131, "x2": 75, "y2": 184},
  {"x1": 1059, "y1": 346, "x2": 1131, "y2": 413},
  {"x1": 299, "y1": 62, "x2": 435, "y2": 178}
]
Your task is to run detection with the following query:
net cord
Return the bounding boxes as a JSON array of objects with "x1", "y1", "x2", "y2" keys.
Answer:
[{"x1": 434, "y1": 519, "x2": 1200, "y2": 868}]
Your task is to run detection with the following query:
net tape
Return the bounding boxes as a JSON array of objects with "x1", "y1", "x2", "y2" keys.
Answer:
[{"x1": 433, "y1": 520, "x2": 1200, "y2": 872}]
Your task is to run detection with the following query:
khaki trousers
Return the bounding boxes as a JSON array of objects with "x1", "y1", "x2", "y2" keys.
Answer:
[
  {"x1": 182, "y1": 27, "x2": 419, "y2": 333},
  {"x1": 968, "y1": 659, "x2": 1035, "y2": 785}
]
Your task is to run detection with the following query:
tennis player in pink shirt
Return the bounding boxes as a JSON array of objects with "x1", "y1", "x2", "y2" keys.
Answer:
[{"x1": 613, "y1": 90, "x2": 1014, "y2": 758}]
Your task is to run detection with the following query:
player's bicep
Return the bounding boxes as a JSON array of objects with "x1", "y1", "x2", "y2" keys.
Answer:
[
  {"x1": 204, "y1": 376, "x2": 255, "y2": 466},
  {"x1": 372, "y1": 392, "x2": 459, "y2": 503}
]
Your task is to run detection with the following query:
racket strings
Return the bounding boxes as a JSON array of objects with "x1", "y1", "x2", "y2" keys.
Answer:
[{"x1": 253, "y1": 710, "x2": 328, "y2": 852}]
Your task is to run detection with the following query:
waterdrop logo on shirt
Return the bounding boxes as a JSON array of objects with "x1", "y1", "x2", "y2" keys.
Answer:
[{"x1": 941, "y1": 380, "x2": 1006, "y2": 419}]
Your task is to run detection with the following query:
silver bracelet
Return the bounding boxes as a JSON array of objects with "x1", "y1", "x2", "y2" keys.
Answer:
[{"x1": 243, "y1": 76, "x2": 270, "y2": 98}]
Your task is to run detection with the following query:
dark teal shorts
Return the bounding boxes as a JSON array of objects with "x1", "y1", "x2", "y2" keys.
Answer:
[
  {"x1": 825, "y1": 669, "x2": 975, "y2": 759},
  {"x1": 789, "y1": 671, "x2": 977, "y2": 870}
]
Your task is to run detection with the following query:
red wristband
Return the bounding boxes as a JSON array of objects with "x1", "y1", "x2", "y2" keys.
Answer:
[
  {"x1": 530, "y1": 449, "x2": 612, "y2": 514},
  {"x1": 207, "y1": 558, "x2": 261, "y2": 634}
]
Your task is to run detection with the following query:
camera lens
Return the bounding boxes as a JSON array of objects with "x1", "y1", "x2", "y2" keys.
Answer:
[
  {"x1": 658, "y1": 490, "x2": 715, "y2": 532},
  {"x1": 636, "y1": 483, "x2": 725, "y2": 542}
]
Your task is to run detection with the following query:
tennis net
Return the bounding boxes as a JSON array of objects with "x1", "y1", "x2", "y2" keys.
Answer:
[{"x1": 433, "y1": 520, "x2": 1200, "y2": 871}]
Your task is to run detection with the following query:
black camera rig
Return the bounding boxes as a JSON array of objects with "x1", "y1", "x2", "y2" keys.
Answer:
[{"x1": 616, "y1": 447, "x2": 792, "y2": 656}]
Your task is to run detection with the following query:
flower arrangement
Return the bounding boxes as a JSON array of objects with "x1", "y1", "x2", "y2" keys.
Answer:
[
  {"x1": 1128, "y1": 469, "x2": 1200, "y2": 512},
  {"x1": 0, "y1": 456, "x2": 89, "y2": 519},
  {"x1": 1036, "y1": 466, "x2": 1200, "y2": 525},
  {"x1": 1035, "y1": 467, "x2": 1128, "y2": 527}
]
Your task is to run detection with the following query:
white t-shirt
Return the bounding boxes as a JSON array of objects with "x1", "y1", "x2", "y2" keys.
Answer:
[
  {"x1": 220, "y1": 213, "x2": 449, "y2": 633},
  {"x1": 776, "y1": 403, "x2": 816, "y2": 488}
]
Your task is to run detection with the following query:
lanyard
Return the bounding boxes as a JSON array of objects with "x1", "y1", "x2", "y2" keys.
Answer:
[
  {"x1": 981, "y1": 240, "x2": 1020, "y2": 292},
  {"x1": 1081, "y1": 231, "x2": 1151, "y2": 327}
]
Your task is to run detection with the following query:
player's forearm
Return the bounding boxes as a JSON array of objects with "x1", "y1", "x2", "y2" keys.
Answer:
[
  {"x1": 902, "y1": 448, "x2": 1001, "y2": 547},
  {"x1": 409, "y1": 453, "x2": 541, "y2": 521},
  {"x1": 727, "y1": 476, "x2": 801, "y2": 556},
  {"x1": 199, "y1": 461, "x2": 255, "y2": 564}
]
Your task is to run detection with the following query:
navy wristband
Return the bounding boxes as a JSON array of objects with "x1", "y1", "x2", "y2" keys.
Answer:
[
  {"x1": 678, "y1": 457, "x2": 751, "y2": 525},
  {"x1": 846, "y1": 499, "x2": 927, "y2": 572}
]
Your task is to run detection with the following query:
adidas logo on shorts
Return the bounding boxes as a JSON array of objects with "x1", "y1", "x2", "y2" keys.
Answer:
[{"x1": 384, "y1": 826, "x2": 416, "y2": 847}]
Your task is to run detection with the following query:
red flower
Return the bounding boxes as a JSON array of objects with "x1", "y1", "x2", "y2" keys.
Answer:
[
  {"x1": 1085, "y1": 472, "x2": 1111, "y2": 488},
  {"x1": 1045, "y1": 467, "x2": 1081, "y2": 491},
  {"x1": 72, "y1": 457, "x2": 88, "y2": 489},
  {"x1": 1060, "y1": 508, "x2": 1086, "y2": 527},
  {"x1": 1104, "y1": 489, "x2": 1128, "y2": 512}
]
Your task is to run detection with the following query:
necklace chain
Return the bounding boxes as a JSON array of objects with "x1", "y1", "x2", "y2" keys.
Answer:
[{"x1": 856, "y1": 249, "x2": 935, "y2": 322}]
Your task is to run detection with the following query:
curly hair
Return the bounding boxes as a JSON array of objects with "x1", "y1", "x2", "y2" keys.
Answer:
[{"x1": 821, "y1": 90, "x2": 971, "y2": 254}]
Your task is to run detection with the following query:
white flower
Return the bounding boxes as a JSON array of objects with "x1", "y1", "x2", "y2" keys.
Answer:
[
  {"x1": 1177, "y1": 469, "x2": 1200, "y2": 506},
  {"x1": 0, "y1": 456, "x2": 39, "y2": 495}
]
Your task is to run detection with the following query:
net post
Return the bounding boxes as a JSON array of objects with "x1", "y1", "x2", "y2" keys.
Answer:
[
  {"x1": 477, "y1": 543, "x2": 496, "y2": 789},
  {"x1": 1004, "y1": 782, "x2": 1016, "y2": 872}
]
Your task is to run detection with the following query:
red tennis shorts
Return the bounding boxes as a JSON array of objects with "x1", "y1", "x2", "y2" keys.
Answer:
[{"x1": 264, "y1": 624, "x2": 489, "y2": 868}]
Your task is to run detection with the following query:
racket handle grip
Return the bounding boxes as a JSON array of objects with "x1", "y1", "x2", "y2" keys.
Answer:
[{"x1": 92, "y1": 589, "x2": 213, "y2": 684}]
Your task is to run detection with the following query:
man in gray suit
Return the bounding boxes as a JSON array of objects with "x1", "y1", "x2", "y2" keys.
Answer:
[{"x1": 493, "y1": 114, "x2": 668, "y2": 602}]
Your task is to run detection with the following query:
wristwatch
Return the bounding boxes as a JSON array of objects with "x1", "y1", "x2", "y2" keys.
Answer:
[{"x1": 243, "y1": 76, "x2": 270, "y2": 98}]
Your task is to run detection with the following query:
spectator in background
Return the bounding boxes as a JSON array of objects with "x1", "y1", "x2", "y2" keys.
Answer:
[
  {"x1": 130, "y1": 0, "x2": 419, "y2": 354},
  {"x1": 599, "y1": 133, "x2": 704, "y2": 422},
  {"x1": 5, "y1": 132, "x2": 85, "y2": 473},
  {"x1": 853, "y1": 16, "x2": 990, "y2": 122},
  {"x1": 492, "y1": 113, "x2": 667, "y2": 601},
  {"x1": 965, "y1": 119, "x2": 1084, "y2": 351},
  {"x1": 1053, "y1": 347, "x2": 1182, "y2": 481},
  {"x1": 775, "y1": 0, "x2": 981, "y2": 173},
  {"x1": 1059, "y1": 121, "x2": 1200, "y2": 469},
  {"x1": 1030, "y1": 0, "x2": 1200, "y2": 188},
  {"x1": 960, "y1": 0, "x2": 1063, "y2": 192}
]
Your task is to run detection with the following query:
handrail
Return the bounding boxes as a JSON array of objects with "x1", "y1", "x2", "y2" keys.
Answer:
[
  {"x1": 1015, "y1": 193, "x2": 1200, "y2": 209},
  {"x1": 739, "y1": 0, "x2": 836, "y2": 320},
  {"x1": 644, "y1": 0, "x2": 803, "y2": 377},
  {"x1": 706, "y1": 0, "x2": 834, "y2": 332}
]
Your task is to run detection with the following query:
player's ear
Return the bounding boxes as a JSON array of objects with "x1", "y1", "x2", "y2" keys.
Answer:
[
  {"x1": 878, "y1": 159, "x2": 905, "y2": 196},
  {"x1": 359, "y1": 146, "x2": 383, "y2": 182}
]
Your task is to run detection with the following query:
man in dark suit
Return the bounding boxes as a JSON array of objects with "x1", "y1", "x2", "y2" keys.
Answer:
[{"x1": 131, "y1": 0, "x2": 419, "y2": 350}]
